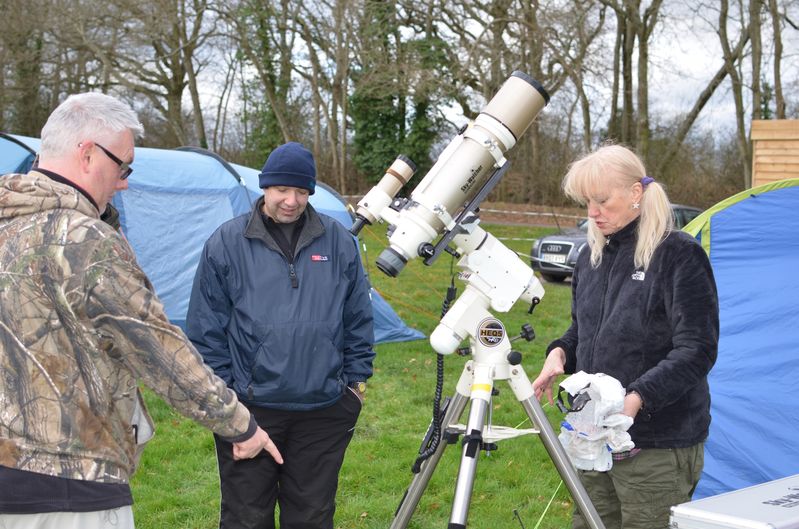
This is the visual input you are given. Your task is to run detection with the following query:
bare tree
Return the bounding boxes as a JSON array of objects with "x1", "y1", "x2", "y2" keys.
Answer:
[
  {"x1": 599, "y1": 0, "x2": 664, "y2": 160},
  {"x1": 768, "y1": 0, "x2": 786, "y2": 118},
  {"x1": 428, "y1": 0, "x2": 606, "y2": 203},
  {"x1": 750, "y1": 0, "x2": 763, "y2": 120},
  {"x1": 220, "y1": 0, "x2": 299, "y2": 144},
  {"x1": 719, "y1": 0, "x2": 753, "y2": 187},
  {"x1": 631, "y1": 0, "x2": 664, "y2": 161},
  {"x1": 62, "y1": 0, "x2": 215, "y2": 147},
  {"x1": 293, "y1": 0, "x2": 358, "y2": 192},
  {"x1": 513, "y1": 1, "x2": 606, "y2": 202},
  {"x1": 547, "y1": 3, "x2": 608, "y2": 150},
  {"x1": 606, "y1": 13, "x2": 624, "y2": 142},
  {"x1": 654, "y1": 33, "x2": 749, "y2": 177}
]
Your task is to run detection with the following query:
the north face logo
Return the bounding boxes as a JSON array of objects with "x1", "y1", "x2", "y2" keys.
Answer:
[
  {"x1": 631, "y1": 271, "x2": 645, "y2": 281},
  {"x1": 311, "y1": 255, "x2": 329, "y2": 262}
]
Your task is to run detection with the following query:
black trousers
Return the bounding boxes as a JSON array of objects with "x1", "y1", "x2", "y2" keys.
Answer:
[{"x1": 214, "y1": 390, "x2": 362, "y2": 529}]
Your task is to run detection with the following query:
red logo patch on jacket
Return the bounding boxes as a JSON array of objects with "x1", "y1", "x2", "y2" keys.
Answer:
[{"x1": 311, "y1": 254, "x2": 329, "y2": 262}]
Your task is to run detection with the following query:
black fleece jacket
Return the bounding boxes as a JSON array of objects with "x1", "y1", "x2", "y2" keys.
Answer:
[{"x1": 547, "y1": 219, "x2": 719, "y2": 448}]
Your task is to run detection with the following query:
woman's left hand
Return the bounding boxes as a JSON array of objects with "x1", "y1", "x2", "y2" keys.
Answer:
[{"x1": 623, "y1": 391, "x2": 644, "y2": 418}]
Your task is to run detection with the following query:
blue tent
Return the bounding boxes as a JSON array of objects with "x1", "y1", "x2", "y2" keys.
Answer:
[
  {"x1": 683, "y1": 179, "x2": 799, "y2": 499},
  {"x1": 0, "y1": 133, "x2": 423, "y2": 344}
]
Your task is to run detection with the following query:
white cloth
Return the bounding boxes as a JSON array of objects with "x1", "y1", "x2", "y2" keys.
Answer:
[
  {"x1": 557, "y1": 371, "x2": 635, "y2": 471},
  {"x1": 0, "y1": 507, "x2": 134, "y2": 529}
]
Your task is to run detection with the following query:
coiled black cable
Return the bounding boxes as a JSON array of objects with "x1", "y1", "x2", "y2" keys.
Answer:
[{"x1": 411, "y1": 261, "x2": 457, "y2": 473}]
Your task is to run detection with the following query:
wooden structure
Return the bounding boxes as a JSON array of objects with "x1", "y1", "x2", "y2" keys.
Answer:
[{"x1": 750, "y1": 120, "x2": 799, "y2": 188}]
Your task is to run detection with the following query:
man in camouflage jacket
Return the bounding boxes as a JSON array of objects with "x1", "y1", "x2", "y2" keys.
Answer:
[{"x1": 0, "y1": 93, "x2": 282, "y2": 529}]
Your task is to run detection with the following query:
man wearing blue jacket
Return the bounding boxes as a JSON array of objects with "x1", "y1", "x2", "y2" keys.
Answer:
[{"x1": 187, "y1": 142, "x2": 375, "y2": 529}]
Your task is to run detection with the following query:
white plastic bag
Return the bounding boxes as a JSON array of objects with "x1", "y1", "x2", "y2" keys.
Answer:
[{"x1": 557, "y1": 371, "x2": 635, "y2": 471}]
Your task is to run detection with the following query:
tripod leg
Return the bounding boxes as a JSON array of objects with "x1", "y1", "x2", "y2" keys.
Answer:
[
  {"x1": 448, "y1": 398, "x2": 488, "y2": 529},
  {"x1": 448, "y1": 363, "x2": 495, "y2": 529},
  {"x1": 390, "y1": 389, "x2": 470, "y2": 529},
  {"x1": 507, "y1": 366, "x2": 607, "y2": 529}
]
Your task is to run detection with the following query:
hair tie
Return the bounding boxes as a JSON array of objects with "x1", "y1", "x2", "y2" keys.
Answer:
[{"x1": 641, "y1": 176, "x2": 654, "y2": 187}]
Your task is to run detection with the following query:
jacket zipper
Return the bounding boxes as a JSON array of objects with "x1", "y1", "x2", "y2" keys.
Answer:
[
  {"x1": 587, "y1": 245, "x2": 620, "y2": 372},
  {"x1": 285, "y1": 229, "x2": 321, "y2": 289}
]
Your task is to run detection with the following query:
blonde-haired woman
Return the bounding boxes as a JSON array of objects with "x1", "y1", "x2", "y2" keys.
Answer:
[{"x1": 533, "y1": 144, "x2": 719, "y2": 529}]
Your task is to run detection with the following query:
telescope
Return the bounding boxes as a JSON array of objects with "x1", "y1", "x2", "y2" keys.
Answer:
[
  {"x1": 350, "y1": 71, "x2": 550, "y2": 277},
  {"x1": 355, "y1": 73, "x2": 607, "y2": 529}
]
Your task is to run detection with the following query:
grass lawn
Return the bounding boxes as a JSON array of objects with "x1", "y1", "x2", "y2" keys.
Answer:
[{"x1": 131, "y1": 222, "x2": 577, "y2": 529}]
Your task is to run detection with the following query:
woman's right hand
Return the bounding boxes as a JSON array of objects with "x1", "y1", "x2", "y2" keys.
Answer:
[{"x1": 532, "y1": 347, "x2": 566, "y2": 405}]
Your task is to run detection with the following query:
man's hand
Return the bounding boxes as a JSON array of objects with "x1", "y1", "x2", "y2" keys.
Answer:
[
  {"x1": 348, "y1": 381, "x2": 366, "y2": 404},
  {"x1": 233, "y1": 426, "x2": 283, "y2": 464},
  {"x1": 532, "y1": 347, "x2": 566, "y2": 405}
]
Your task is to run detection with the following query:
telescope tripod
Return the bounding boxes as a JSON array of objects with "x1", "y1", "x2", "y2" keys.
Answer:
[{"x1": 389, "y1": 326, "x2": 606, "y2": 529}]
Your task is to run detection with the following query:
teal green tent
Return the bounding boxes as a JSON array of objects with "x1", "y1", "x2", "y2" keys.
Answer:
[{"x1": 683, "y1": 179, "x2": 799, "y2": 498}]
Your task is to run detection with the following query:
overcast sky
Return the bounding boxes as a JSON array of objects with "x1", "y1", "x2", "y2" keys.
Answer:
[{"x1": 647, "y1": 3, "x2": 799, "y2": 132}]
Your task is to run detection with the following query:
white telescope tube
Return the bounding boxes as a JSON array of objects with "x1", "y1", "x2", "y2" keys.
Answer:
[{"x1": 376, "y1": 71, "x2": 549, "y2": 277}]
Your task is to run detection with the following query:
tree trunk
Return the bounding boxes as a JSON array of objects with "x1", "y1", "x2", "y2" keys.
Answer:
[
  {"x1": 607, "y1": 13, "x2": 623, "y2": 140},
  {"x1": 719, "y1": 0, "x2": 751, "y2": 188},
  {"x1": 621, "y1": 5, "x2": 635, "y2": 144},
  {"x1": 768, "y1": 0, "x2": 785, "y2": 118},
  {"x1": 632, "y1": 0, "x2": 663, "y2": 162},
  {"x1": 750, "y1": 0, "x2": 763, "y2": 120},
  {"x1": 181, "y1": 0, "x2": 208, "y2": 148},
  {"x1": 213, "y1": 54, "x2": 238, "y2": 151}
]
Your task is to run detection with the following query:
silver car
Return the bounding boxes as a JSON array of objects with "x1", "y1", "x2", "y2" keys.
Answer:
[{"x1": 530, "y1": 204, "x2": 702, "y2": 282}]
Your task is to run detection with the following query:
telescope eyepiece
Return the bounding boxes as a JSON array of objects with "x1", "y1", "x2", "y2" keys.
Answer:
[{"x1": 350, "y1": 216, "x2": 369, "y2": 236}]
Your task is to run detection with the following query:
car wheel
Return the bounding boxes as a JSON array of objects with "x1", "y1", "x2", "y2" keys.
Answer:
[{"x1": 541, "y1": 273, "x2": 567, "y2": 283}]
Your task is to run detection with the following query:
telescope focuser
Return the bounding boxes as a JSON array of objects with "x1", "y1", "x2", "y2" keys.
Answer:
[{"x1": 418, "y1": 243, "x2": 435, "y2": 260}]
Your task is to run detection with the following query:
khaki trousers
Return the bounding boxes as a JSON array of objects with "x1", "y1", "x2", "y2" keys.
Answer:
[{"x1": 573, "y1": 444, "x2": 704, "y2": 529}]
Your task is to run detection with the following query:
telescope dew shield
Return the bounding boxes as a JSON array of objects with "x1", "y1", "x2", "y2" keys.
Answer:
[
  {"x1": 350, "y1": 155, "x2": 416, "y2": 236},
  {"x1": 378, "y1": 71, "x2": 550, "y2": 275},
  {"x1": 482, "y1": 71, "x2": 550, "y2": 141}
]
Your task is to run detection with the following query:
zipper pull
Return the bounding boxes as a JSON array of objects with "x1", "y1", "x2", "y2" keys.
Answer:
[{"x1": 289, "y1": 263, "x2": 299, "y2": 288}]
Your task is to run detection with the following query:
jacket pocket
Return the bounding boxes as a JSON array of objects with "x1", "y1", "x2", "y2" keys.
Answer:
[{"x1": 249, "y1": 319, "x2": 342, "y2": 406}]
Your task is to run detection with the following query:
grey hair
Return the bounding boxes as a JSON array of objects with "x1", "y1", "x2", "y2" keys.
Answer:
[
  {"x1": 39, "y1": 93, "x2": 143, "y2": 158},
  {"x1": 562, "y1": 144, "x2": 673, "y2": 270}
]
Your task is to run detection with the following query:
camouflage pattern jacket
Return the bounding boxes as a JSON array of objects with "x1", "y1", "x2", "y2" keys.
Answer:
[{"x1": 0, "y1": 171, "x2": 254, "y2": 484}]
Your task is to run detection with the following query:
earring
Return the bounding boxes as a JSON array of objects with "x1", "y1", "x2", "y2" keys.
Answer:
[{"x1": 632, "y1": 202, "x2": 640, "y2": 209}]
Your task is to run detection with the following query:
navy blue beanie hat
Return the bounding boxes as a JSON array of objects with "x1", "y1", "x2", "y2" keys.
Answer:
[{"x1": 258, "y1": 142, "x2": 316, "y2": 194}]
